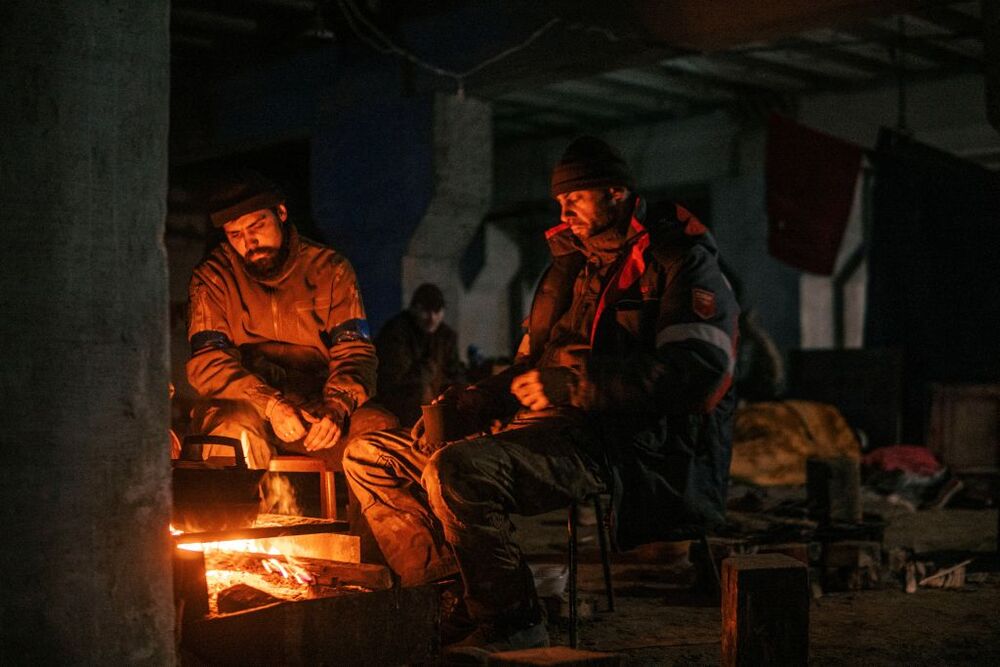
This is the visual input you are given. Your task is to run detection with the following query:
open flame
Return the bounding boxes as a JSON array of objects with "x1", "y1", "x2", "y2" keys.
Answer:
[
  {"x1": 171, "y1": 522, "x2": 316, "y2": 615},
  {"x1": 259, "y1": 472, "x2": 301, "y2": 516}
]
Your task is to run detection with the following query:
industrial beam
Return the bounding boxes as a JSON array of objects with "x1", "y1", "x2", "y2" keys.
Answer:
[
  {"x1": 715, "y1": 51, "x2": 859, "y2": 90},
  {"x1": 847, "y1": 22, "x2": 984, "y2": 71},
  {"x1": 172, "y1": 7, "x2": 259, "y2": 35},
  {"x1": 912, "y1": 5, "x2": 983, "y2": 37}
]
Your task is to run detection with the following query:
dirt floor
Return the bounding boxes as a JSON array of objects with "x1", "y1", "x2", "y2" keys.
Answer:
[{"x1": 514, "y1": 498, "x2": 1000, "y2": 665}]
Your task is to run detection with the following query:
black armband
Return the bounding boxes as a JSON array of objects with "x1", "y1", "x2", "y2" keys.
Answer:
[
  {"x1": 190, "y1": 330, "x2": 233, "y2": 355},
  {"x1": 320, "y1": 318, "x2": 371, "y2": 347}
]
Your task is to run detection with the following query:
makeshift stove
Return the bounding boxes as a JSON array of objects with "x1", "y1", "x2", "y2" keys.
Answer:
[
  {"x1": 173, "y1": 514, "x2": 439, "y2": 664},
  {"x1": 171, "y1": 436, "x2": 438, "y2": 664}
]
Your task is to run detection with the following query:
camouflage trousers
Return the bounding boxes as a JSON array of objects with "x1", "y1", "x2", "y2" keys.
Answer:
[{"x1": 342, "y1": 411, "x2": 605, "y2": 622}]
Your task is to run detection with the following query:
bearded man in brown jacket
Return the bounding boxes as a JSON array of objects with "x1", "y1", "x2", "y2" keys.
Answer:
[{"x1": 186, "y1": 170, "x2": 396, "y2": 469}]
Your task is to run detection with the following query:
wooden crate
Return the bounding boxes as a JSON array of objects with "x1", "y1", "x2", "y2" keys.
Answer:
[{"x1": 928, "y1": 384, "x2": 1000, "y2": 473}]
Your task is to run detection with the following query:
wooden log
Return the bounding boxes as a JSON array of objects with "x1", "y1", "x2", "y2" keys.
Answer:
[
  {"x1": 807, "y1": 456, "x2": 861, "y2": 524},
  {"x1": 823, "y1": 540, "x2": 880, "y2": 569},
  {"x1": 217, "y1": 583, "x2": 281, "y2": 614},
  {"x1": 173, "y1": 548, "x2": 209, "y2": 623},
  {"x1": 757, "y1": 543, "x2": 811, "y2": 565},
  {"x1": 822, "y1": 540, "x2": 881, "y2": 591},
  {"x1": 722, "y1": 554, "x2": 809, "y2": 667}
]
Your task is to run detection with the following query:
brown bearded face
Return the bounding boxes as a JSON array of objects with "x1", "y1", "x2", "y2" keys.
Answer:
[
  {"x1": 241, "y1": 230, "x2": 290, "y2": 280},
  {"x1": 222, "y1": 206, "x2": 290, "y2": 280},
  {"x1": 241, "y1": 228, "x2": 288, "y2": 280}
]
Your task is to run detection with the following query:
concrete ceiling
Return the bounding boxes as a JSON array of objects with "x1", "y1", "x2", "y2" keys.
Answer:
[{"x1": 170, "y1": 1, "x2": 988, "y2": 152}]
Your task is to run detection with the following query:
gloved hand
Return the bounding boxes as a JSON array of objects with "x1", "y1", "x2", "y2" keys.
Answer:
[{"x1": 510, "y1": 366, "x2": 579, "y2": 410}]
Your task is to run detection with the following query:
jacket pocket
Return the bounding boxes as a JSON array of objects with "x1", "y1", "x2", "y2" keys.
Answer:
[
  {"x1": 613, "y1": 300, "x2": 642, "y2": 336},
  {"x1": 294, "y1": 298, "x2": 332, "y2": 340}
]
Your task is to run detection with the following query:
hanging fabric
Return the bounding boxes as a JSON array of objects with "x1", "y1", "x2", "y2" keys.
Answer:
[{"x1": 766, "y1": 114, "x2": 864, "y2": 275}]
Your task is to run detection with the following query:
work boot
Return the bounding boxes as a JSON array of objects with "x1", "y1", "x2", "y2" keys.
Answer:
[
  {"x1": 438, "y1": 578, "x2": 476, "y2": 646},
  {"x1": 442, "y1": 606, "x2": 549, "y2": 664}
]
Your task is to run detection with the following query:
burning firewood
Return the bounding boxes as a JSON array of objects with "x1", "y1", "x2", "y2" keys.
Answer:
[{"x1": 217, "y1": 583, "x2": 282, "y2": 613}]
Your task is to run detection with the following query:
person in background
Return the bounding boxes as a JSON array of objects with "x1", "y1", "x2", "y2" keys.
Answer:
[
  {"x1": 343, "y1": 136, "x2": 739, "y2": 657},
  {"x1": 185, "y1": 168, "x2": 396, "y2": 469},
  {"x1": 374, "y1": 283, "x2": 465, "y2": 427}
]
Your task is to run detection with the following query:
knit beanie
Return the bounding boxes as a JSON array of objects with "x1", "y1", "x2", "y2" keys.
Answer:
[
  {"x1": 207, "y1": 169, "x2": 285, "y2": 228},
  {"x1": 550, "y1": 136, "x2": 634, "y2": 197}
]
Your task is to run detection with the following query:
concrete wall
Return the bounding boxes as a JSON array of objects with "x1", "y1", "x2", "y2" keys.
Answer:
[
  {"x1": 403, "y1": 95, "x2": 501, "y2": 357},
  {"x1": 0, "y1": 2, "x2": 174, "y2": 663},
  {"x1": 494, "y1": 72, "x2": 999, "y2": 354},
  {"x1": 458, "y1": 223, "x2": 521, "y2": 358}
]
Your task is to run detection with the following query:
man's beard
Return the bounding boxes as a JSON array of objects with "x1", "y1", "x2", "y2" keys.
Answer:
[{"x1": 242, "y1": 238, "x2": 290, "y2": 280}]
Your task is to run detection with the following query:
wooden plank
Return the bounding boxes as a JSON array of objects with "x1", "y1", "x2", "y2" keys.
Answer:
[
  {"x1": 489, "y1": 646, "x2": 625, "y2": 665},
  {"x1": 722, "y1": 554, "x2": 809, "y2": 667},
  {"x1": 173, "y1": 520, "x2": 349, "y2": 544}
]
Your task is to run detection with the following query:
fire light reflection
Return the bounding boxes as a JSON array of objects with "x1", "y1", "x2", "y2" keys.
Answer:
[{"x1": 172, "y1": 524, "x2": 317, "y2": 614}]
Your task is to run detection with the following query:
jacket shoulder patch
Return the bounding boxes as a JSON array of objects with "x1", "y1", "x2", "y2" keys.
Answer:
[{"x1": 692, "y1": 288, "x2": 716, "y2": 320}]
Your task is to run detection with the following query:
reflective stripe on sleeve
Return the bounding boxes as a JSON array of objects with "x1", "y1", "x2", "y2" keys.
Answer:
[{"x1": 656, "y1": 323, "x2": 736, "y2": 372}]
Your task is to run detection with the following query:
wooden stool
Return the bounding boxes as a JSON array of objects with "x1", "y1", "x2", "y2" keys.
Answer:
[
  {"x1": 721, "y1": 553, "x2": 809, "y2": 666},
  {"x1": 267, "y1": 455, "x2": 340, "y2": 520}
]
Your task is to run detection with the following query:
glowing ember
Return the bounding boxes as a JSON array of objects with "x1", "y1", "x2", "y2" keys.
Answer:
[
  {"x1": 204, "y1": 568, "x2": 312, "y2": 614},
  {"x1": 172, "y1": 519, "x2": 318, "y2": 614}
]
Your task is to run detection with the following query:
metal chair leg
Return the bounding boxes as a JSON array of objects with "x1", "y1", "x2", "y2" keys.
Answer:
[
  {"x1": 592, "y1": 495, "x2": 614, "y2": 612},
  {"x1": 568, "y1": 500, "x2": 579, "y2": 649},
  {"x1": 698, "y1": 533, "x2": 721, "y2": 596}
]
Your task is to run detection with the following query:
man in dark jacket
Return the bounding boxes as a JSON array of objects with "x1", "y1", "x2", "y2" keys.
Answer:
[
  {"x1": 343, "y1": 137, "x2": 738, "y2": 655},
  {"x1": 375, "y1": 283, "x2": 465, "y2": 426}
]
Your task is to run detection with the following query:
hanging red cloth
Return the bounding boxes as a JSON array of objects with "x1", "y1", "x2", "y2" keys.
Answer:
[{"x1": 766, "y1": 114, "x2": 863, "y2": 275}]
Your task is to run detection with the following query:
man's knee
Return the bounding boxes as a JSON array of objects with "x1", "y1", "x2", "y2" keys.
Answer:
[
  {"x1": 341, "y1": 428, "x2": 408, "y2": 480},
  {"x1": 348, "y1": 402, "x2": 399, "y2": 439},
  {"x1": 190, "y1": 399, "x2": 273, "y2": 468},
  {"x1": 191, "y1": 399, "x2": 264, "y2": 432},
  {"x1": 423, "y1": 439, "x2": 491, "y2": 510},
  {"x1": 341, "y1": 432, "x2": 379, "y2": 478}
]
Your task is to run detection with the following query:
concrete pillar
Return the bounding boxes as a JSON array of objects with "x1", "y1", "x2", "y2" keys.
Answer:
[
  {"x1": 403, "y1": 94, "x2": 495, "y2": 355},
  {"x1": 984, "y1": 0, "x2": 1000, "y2": 133},
  {"x1": 459, "y1": 224, "x2": 522, "y2": 358},
  {"x1": 0, "y1": 2, "x2": 174, "y2": 663}
]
